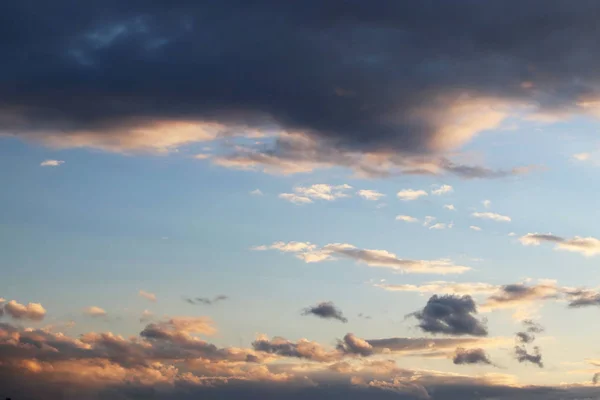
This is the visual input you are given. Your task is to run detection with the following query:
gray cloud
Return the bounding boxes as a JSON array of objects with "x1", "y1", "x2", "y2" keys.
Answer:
[
  {"x1": 452, "y1": 347, "x2": 493, "y2": 366},
  {"x1": 520, "y1": 233, "x2": 600, "y2": 256},
  {"x1": 302, "y1": 301, "x2": 348, "y2": 323},
  {"x1": 409, "y1": 295, "x2": 488, "y2": 336},
  {"x1": 514, "y1": 320, "x2": 544, "y2": 368},
  {"x1": 184, "y1": 295, "x2": 228, "y2": 306},
  {"x1": 515, "y1": 345, "x2": 544, "y2": 368}
]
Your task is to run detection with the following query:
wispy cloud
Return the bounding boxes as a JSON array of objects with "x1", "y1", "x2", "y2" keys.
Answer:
[
  {"x1": 250, "y1": 189, "x2": 264, "y2": 196},
  {"x1": 520, "y1": 233, "x2": 600, "y2": 256},
  {"x1": 472, "y1": 212, "x2": 511, "y2": 222},
  {"x1": 139, "y1": 290, "x2": 157, "y2": 302},
  {"x1": 279, "y1": 184, "x2": 352, "y2": 204},
  {"x1": 395, "y1": 215, "x2": 418, "y2": 223},
  {"x1": 443, "y1": 204, "x2": 456, "y2": 211},
  {"x1": 429, "y1": 222, "x2": 453, "y2": 230},
  {"x1": 356, "y1": 189, "x2": 385, "y2": 201},
  {"x1": 40, "y1": 159, "x2": 65, "y2": 167},
  {"x1": 470, "y1": 226, "x2": 482, "y2": 231},
  {"x1": 431, "y1": 184, "x2": 453, "y2": 195},
  {"x1": 482, "y1": 200, "x2": 492, "y2": 208},
  {"x1": 84, "y1": 306, "x2": 107, "y2": 317}
]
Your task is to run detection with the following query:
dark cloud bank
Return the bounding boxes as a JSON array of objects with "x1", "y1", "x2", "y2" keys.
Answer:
[{"x1": 3, "y1": 1, "x2": 600, "y2": 176}]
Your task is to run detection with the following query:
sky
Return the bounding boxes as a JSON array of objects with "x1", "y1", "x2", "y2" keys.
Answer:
[{"x1": 4, "y1": 1, "x2": 600, "y2": 399}]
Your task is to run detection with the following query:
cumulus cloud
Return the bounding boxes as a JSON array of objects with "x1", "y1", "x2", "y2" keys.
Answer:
[
  {"x1": 519, "y1": 233, "x2": 600, "y2": 256},
  {"x1": 138, "y1": 290, "x2": 157, "y2": 302},
  {"x1": 279, "y1": 184, "x2": 352, "y2": 204},
  {"x1": 409, "y1": 295, "x2": 488, "y2": 336},
  {"x1": 397, "y1": 189, "x2": 428, "y2": 201},
  {"x1": 252, "y1": 335, "x2": 339, "y2": 362},
  {"x1": 40, "y1": 159, "x2": 65, "y2": 167},
  {"x1": 453, "y1": 347, "x2": 493, "y2": 365},
  {"x1": 357, "y1": 189, "x2": 385, "y2": 201},
  {"x1": 395, "y1": 215, "x2": 418, "y2": 223},
  {"x1": 429, "y1": 222, "x2": 453, "y2": 230},
  {"x1": 470, "y1": 226, "x2": 482, "y2": 231},
  {"x1": 431, "y1": 184, "x2": 453, "y2": 195},
  {"x1": 443, "y1": 204, "x2": 456, "y2": 211},
  {"x1": 422, "y1": 216, "x2": 436, "y2": 227},
  {"x1": 302, "y1": 302, "x2": 348, "y2": 323},
  {"x1": 185, "y1": 295, "x2": 228, "y2": 306},
  {"x1": 84, "y1": 306, "x2": 107, "y2": 317},
  {"x1": 250, "y1": 189, "x2": 264, "y2": 196},
  {"x1": 471, "y1": 212, "x2": 511, "y2": 222},
  {"x1": 2, "y1": 300, "x2": 47, "y2": 321}
]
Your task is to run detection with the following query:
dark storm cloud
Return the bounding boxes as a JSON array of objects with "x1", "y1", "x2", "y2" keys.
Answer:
[
  {"x1": 302, "y1": 301, "x2": 348, "y2": 323},
  {"x1": 3, "y1": 0, "x2": 600, "y2": 174},
  {"x1": 409, "y1": 295, "x2": 488, "y2": 336},
  {"x1": 452, "y1": 348, "x2": 493, "y2": 366},
  {"x1": 184, "y1": 295, "x2": 228, "y2": 306}
]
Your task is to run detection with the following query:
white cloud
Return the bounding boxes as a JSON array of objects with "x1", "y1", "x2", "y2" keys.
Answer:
[
  {"x1": 429, "y1": 222, "x2": 453, "y2": 230},
  {"x1": 375, "y1": 281, "x2": 498, "y2": 295},
  {"x1": 396, "y1": 189, "x2": 428, "y2": 201},
  {"x1": 395, "y1": 215, "x2": 418, "y2": 223},
  {"x1": 423, "y1": 216, "x2": 436, "y2": 227},
  {"x1": 357, "y1": 189, "x2": 385, "y2": 201},
  {"x1": 256, "y1": 241, "x2": 471, "y2": 274},
  {"x1": 431, "y1": 184, "x2": 453, "y2": 195},
  {"x1": 443, "y1": 204, "x2": 456, "y2": 211},
  {"x1": 194, "y1": 153, "x2": 212, "y2": 159},
  {"x1": 470, "y1": 226, "x2": 482, "y2": 231},
  {"x1": 85, "y1": 306, "x2": 107, "y2": 317},
  {"x1": 472, "y1": 212, "x2": 511, "y2": 222},
  {"x1": 519, "y1": 233, "x2": 600, "y2": 257},
  {"x1": 482, "y1": 200, "x2": 491, "y2": 208},
  {"x1": 573, "y1": 152, "x2": 591, "y2": 161},
  {"x1": 40, "y1": 159, "x2": 65, "y2": 167},
  {"x1": 508, "y1": 232, "x2": 517, "y2": 236},
  {"x1": 250, "y1": 189, "x2": 264, "y2": 196},
  {"x1": 279, "y1": 184, "x2": 352, "y2": 204},
  {"x1": 139, "y1": 290, "x2": 157, "y2": 302}
]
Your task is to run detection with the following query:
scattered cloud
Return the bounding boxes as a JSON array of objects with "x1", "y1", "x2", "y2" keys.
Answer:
[
  {"x1": 482, "y1": 200, "x2": 492, "y2": 208},
  {"x1": 375, "y1": 281, "x2": 497, "y2": 296},
  {"x1": 429, "y1": 222, "x2": 453, "y2": 230},
  {"x1": 514, "y1": 320, "x2": 544, "y2": 368},
  {"x1": 395, "y1": 215, "x2": 418, "y2": 223},
  {"x1": 85, "y1": 306, "x2": 107, "y2": 317},
  {"x1": 250, "y1": 189, "x2": 264, "y2": 196},
  {"x1": 280, "y1": 184, "x2": 352, "y2": 204},
  {"x1": 472, "y1": 212, "x2": 511, "y2": 222},
  {"x1": 453, "y1": 347, "x2": 493, "y2": 365},
  {"x1": 409, "y1": 295, "x2": 488, "y2": 336},
  {"x1": 185, "y1": 295, "x2": 228, "y2": 306},
  {"x1": 397, "y1": 189, "x2": 428, "y2": 201},
  {"x1": 139, "y1": 290, "x2": 157, "y2": 302},
  {"x1": 443, "y1": 204, "x2": 456, "y2": 211},
  {"x1": 2, "y1": 300, "x2": 46, "y2": 321},
  {"x1": 519, "y1": 233, "x2": 600, "y2": 256},
  {"x1": 302, "y1": 301, "x2": 348, "y2": 323},
  {"x1": 40, "y1": 159, "x2": 65, "y2": 167},
  {"x1": 431, "y1": 184, "x2": 453, "y2": 195},
  {"x1": 423, "y1": 216, "x2": 437, "y2": 227},
  {"x1": 470, "y1": 225, "x2": 482, "y2": 231},
  {"x1": 255, "y1": 241, "x2": 471, "y2": 274},
  {"x1": 573, "y1": 152, "x2": 591, "y2": 161},
  {"x1": 356, "y1": 189, "x2": 385, "y2": 201}
]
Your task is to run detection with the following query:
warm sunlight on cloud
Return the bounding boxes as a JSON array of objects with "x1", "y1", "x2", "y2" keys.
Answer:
[
  {"x1": 139, "y1": 290, "x2": 157, "y2": 302},
  {"x1": 520, "y1": 233, "x2": 600, "y2": 256},
  {"x1": 85, "y1": 306, "x2": 107, "y2": 317},
  {"x1": 356, "y1": 189, "x2": 385, "y2": 201},
  {"x1": 397, "y1": 189, "x2": 428, "y2": 201},
  {"x1": 395, "y1": 215, "x2": 418, "y2": 223}
]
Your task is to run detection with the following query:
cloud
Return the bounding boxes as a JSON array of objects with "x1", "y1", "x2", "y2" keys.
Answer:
[
  {"x1": 374, "y1": 281, "x2": 497, "y2": 296},
  {"x1": 515, "y1": 346, "x2": 544, "y2": 368},
  {"x1": 453, "y1": 348, "x2": 493, "y2": 365},
  {"x1": 40, "y1": 159, "x2": 65, "y2": 167},
  {"x1": 409, "y1": 295, "x2": 488, "y2": 336},
  {"x1": 514, "y1": 320, "x2": 544, "y2": 368},
  {"x1": 481, "y1": 282, "x2": 561, "y2": 312},
  {"x1": 185, "y1": 295, "x2": 228, "y2": 306},
  {"x1": 138, "y1": 290, "x2": 157, "y2": 302},
  {"x1": 357, "y1": 189, "x2": 385, "y2": 201},
  {"x1": 279, "y1": 184, "x2": 352, "y2": 204},
  {"x1": 422, "y1": 216, "x2": 436, "y2": 227},
  {"x1": 250, "y1": 189, "x2": 264, "y2": 196},
  {"x1": 431, "y1": 184, "x2": 453, "y2": 195},
  {"x1": 395, "y1": 215, "x2": 418, "y2": 223},
  {"x1": 443, "y1": 204, "x2": 456, "y2": 211},
  {"x1": 256, "y1": 241, "x2": 471, "y2": 274},
  {"x1": 482, "y1": 200, "x2": 492, "y2": 208},
  {"x1": 470, "y1": 226, "x2": 482, "y2": 231},
  {"x1": 302, "y1": 302, "x2": 348, "y2": 323},
  {"x1": 573, "y1": 152, "x2": 591, "y2": 161},
  {"x1": 471, "y1": 212, "x2": 511, "y2": 222},
  {"x1": 397, "y1": 189, "x2": 428, "y2": 201},
  {"x1": 252, "y1": 335, "x2": 339, "y2": 362},
  {"x1": 519, "y1": 233, "x2": 600, "y2": 256},
  {"x1": 336, "y1": 333, "x2": 374, "y2": 356},
  {"x1": 140, "y1": 310, "x2": 153, "y2": 323},
  {"x1": 2, "y1": 300, "x2": 46, "y2": 321},
  {"x1": 429, "y1": 222, "x2": 453, "y2": 230},
  {"x1": 84, "y1": 306, "x2": 107, "y2": 317}
]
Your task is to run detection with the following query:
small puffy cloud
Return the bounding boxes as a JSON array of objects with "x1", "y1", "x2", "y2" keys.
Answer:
[
  {"x1": 443, "y1": 204, "x2": 456, "y2": 211},
  {"x1": 508, "y1": 232, "x2": 517, "y2": 236},
  {"x1": 515, "y1": 346, "x2": 544, "y2": 368},
  {"x1": 139, "y1": 290, "x2": 157, "y2": 302},
  {"x1": 302, "y1": 301, "x2": 348, "y2": 323},
  {"x1": 397, "y1": 189, "x2": 428, "y2": 201},
  {"x1": 250, "y1": 189, "x2": 263, "y2": 196},
  {"x1": 85, "y1": 306, "x2": 107, "y2": 317},
  {"x1": 357, "y1": 189, "x2": 385, "y2": 201},
  {"x1": 3, "y1": 300, "x2": 47, "y2": 321},
  {"x1": 252, "y1": 335, "x2": 339, "y2": 362},
  {"x1": 409, "y1": 295, "x2": 488, "y2": 336},
  {"x1": 429, "y1": 222, "x2": 453, "y2": 230},
  {"x1": 40, "y1": 159, "x2": 65, "y2": 167},
  {"x1": 470, "y1": 226, "x2": 482, "y2": 231},
  {"x1": 472, "y1": 212, "x2": 511, "y2": 222},
  {"x1": 573, "y1": 152, "x2": 591, "y2": 161},
  {"x1": 142, "y1": 316, "x2": 217, "y2": 336},
  {"x1": 337, "y1": 333, "x2": 374, "y2": 356},
  {"x1": 482, "y1": 200, "x2": 492, "y2": 208},
  {"x1": 431, "y1": 184, "x2": 453, "y2": 195},
  {"x1": 395, "y1": 215, "x2": 418, "y2": 223},
  {"x1": 423, "y1": 216, "x2": 436, "y2": 227},
  {"x1": 519, "y1": 233, "x2": 600, "y2": 256},
  {"x1": 280, "y1": 184, "x2": 352, "y2": 205},
  {"x1": 453, "y1": 347, "x2": 493, "y2": 365}
]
